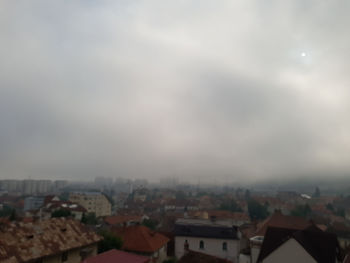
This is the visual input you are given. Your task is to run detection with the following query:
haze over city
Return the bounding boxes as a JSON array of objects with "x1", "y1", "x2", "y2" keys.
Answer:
[{"x1": 1, "y1": 0, "x2": 350, "y2": 183}]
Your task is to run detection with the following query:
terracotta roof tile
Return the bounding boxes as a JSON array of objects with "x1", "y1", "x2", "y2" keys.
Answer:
[
  {"x1": 83, "y1": 249, "x2": 150, "y2": 263},
  {"x1": 113, "y1": 225, "x2": 169, "y2": 253},
  {"x1": 0, "y1": 218, "x2": 102, "y2": 262},
  {"x1": 255, "y1": 211, "x2": 312, "y2": 236}
]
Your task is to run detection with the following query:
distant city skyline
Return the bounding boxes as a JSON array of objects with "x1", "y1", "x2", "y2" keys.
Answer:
[{"x1": 1, "y1": 1, "x2": 349, "y2": 182}]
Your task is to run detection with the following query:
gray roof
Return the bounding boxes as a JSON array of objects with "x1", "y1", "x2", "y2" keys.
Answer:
[{"x1": 174, "y1": 219, "x2": 238, "y2": 240}]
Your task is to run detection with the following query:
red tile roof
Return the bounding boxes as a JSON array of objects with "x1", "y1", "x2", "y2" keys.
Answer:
[
  {"x1": 178, "y1": 250, "x2": 232, "y2": 263},
  {"x1": 113, "y1": 225, "x2": 169, "y2": 253},
  {"x1": 83, "y1": 249, "x2": 150, "y2": 263},
  {"x1": 255, "y1": 211, "x2": 312, "y2": 236},
  {"x1": 105, "y1": 215, "x2": 143, "y2": 225}
]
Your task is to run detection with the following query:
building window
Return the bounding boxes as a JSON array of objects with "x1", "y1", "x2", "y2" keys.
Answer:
[
  {"x1": 199, "y1": 240, "x2": 204, "y2": 250},
  {"x1": 61, "y1": 251, "x2": 68, "y2": 262},
  {"x1": 222, "y1": 242, "x2": 227, "y2": 251},
  {"x1": 184, "y1": 240, "x2": 189, "y2": 251}
]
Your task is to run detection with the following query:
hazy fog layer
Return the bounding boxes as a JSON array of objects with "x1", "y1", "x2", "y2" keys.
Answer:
[{"x1": 1, "y1": 1, "x2": 349, "y2": 182}]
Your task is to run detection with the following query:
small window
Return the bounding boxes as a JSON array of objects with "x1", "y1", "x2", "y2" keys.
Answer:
[
  {"x1": 61, "y1": 251, "x2": 68, "y2": 262},
  {"x1": 184, "y1": 240, "x2": 189, "y2": 250},
  {"x1": 222, "y1": 242, "x2": 227, "y2": 251},
  {"x1": 199, "y1": 240, "x2": 204, "y2": 250}
]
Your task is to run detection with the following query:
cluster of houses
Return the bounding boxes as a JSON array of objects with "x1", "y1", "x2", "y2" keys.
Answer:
[
  {"x1": 1, "y1": 188, "x2": 350, "y2": 262},
  {"x1": 0, "y1": 210, "x2": 348, "y2": 263}
]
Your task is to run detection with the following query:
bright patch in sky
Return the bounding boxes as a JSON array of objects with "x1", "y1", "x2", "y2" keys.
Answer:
[{"x1": 301, "y1": 52, "x2": 307, "y2": 57}]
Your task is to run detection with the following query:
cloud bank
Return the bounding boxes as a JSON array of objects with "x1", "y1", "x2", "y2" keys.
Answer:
[{"x1": 1, "y1": 0, "x2": 350, "y2": 182}]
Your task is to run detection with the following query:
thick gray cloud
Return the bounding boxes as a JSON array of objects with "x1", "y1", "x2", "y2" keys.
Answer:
[{"x1": 0, "y1": 0, "x2": 350, "y2": 182}]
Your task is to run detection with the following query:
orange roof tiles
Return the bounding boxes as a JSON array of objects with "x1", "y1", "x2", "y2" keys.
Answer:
[{"x1": 113, "y1": 225, "x2": 169, "y2": 253}]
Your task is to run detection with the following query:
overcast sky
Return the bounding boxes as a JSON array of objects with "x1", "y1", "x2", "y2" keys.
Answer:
[{"x1": 1, "y1": 0, "x2": 349, "y2": 183}]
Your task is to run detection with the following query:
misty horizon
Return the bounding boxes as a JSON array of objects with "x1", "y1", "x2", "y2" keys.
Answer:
[{"x1": 1, "y1": 1, "x2": 350, "y2": 182}]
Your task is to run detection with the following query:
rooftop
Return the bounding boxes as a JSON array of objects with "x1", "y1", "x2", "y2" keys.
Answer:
[
  {"x1": 0, "y1": 218, "x2": 102, "y2": 262},
  {"x1": 174, "y1": 219, "x2": 238, "y2": 240},
  {"x1": 104, "y1": 215, "x2": 143, "y2": 226},
  {"x1": 255, "y1": 211, "x2": 313, "y2": 236},
  {"x1": 257, "y1": 226, "x2": 341, "y2": 263},
  {"x1": 83, "y1": 249, "x2": 150, "y2": 263},
  {"x1": 178, "y1": 250, "x2": 232, "y2": 263},
  {"x1": 113, "y1": 225, "x2": 169, "y2": 253},
  {"x1": 176, "y1": 218, "x2": 235, "y2": 228}
]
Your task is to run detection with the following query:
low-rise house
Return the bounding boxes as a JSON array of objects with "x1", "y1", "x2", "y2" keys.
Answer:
[
  {"x1": 0, "y1": 217, "x2": 102, "y2": 263},
  {"x1": 257, "y1": 226, "x2": 342, "y2": 263},
  {"x1": 83, "y1": 249, "x2": 150, "y2": 263},
  {"x1": 113, "y1": 225, "x2": 169, "y2": 263},
  {"x1": 255, "y1": 211, "x2": 313, "y2": 236},
  {"x1": 327, "y1": 222, "x2": 350, "y2": 249},
  {"x1": 247, "y1": 211, "x2": 314, "y2": 263},
  {"x1": 43, "y1": 200, "x2": 87, "y2": 220},
  {"x1": 174, "y1": 218, "x2": 240, "y2": 262}
]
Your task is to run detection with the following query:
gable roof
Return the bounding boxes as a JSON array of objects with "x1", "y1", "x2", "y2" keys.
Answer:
[
  {"x1": 178, "y1": 250, "x2": 232, "y2": 263},
  {"x1": 255, "y1": 211, "x2": 312, "y2": 236},
  {"x1": 113, "y1": 225, "x2": 169, "y2": 253},
  {"x1": 0, "y1": 218, "x2": 102, "y2": 262},
  {"x1": 83, "y1": 249, "x2": 150, "y2": 263},
  {"x1": 258, "y1": 226, "x2": 341, "y2": 263}
]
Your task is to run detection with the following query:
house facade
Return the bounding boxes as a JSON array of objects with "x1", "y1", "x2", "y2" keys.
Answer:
[
  {"x1": 257, "y1": 226, "x2": 342, "y2": 263},
  {"x1": 260, "y1": 238, "x2": 316, "y2": 263},
  {"x1": 174, "y1": 218, "x2": 240, "y2": 263}
]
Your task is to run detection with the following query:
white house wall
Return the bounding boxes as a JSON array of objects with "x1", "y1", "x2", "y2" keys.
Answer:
[
  {"x1": 262, "y1": 238, "x2": 316, "y2": 263},
  {"x1": 175, "y1": 236, "x2": 239, "y2": 263}
]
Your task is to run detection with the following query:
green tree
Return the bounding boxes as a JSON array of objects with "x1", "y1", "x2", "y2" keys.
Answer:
[
  {"x1": 247, "y1": 199, "x2": 269, "y2": 220},
  {"x1": 163, "y1": 258, "x2": 177, "y2": 263},
  {"x1": 290, "y1": 204, "x2": 311, "y2": 218},
  {"x1": 335, "y1": 208, "x2": 345, "y2": 218},
  {"x1": 219, "y1": 199, "x2": 243, "y2": 212},
  {"x1": 0, "y1": 205, "x2": 15, "y2": 218},
  {"x1": 98, "y1": 231, "x2": 123, "y2": 253},
  {"x1": 313, "y1": 187, "x2": 321, "y2": 198},
  {"x1": 81, "y1": 212, "x2": 98, "y2": 225},
  {"x1": 326, "y1": 203, "x2": 334, "y2": 211},
  {"x1": 176, "y1": 191, "x2": 186, "y2": 200},
  {"x1": 9, "y1": 209, "x2": 16, "y2": 221},
  {"x1": 245, "y1": 189, "x2": 251, "y2": 200},
  {"x1": 142, "y1": 218, "x2": 159, "y2": 230},
  {"x1": 51, "y1": 209, "x2": 72, "y2": 218}
]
